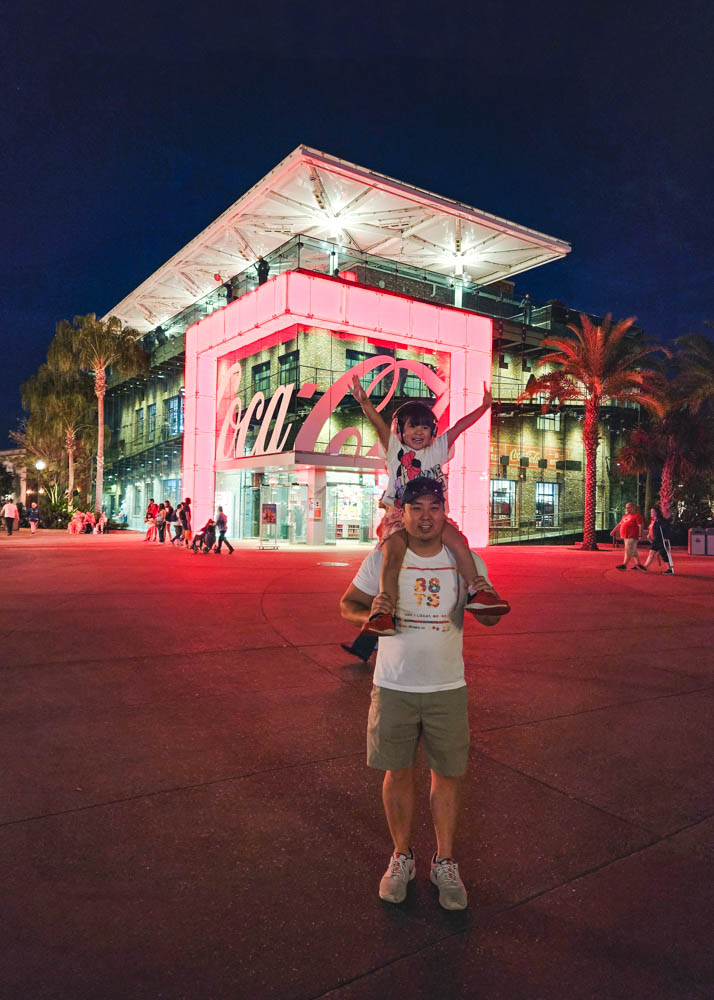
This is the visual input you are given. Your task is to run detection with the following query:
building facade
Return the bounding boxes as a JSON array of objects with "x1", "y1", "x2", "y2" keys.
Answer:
[{"x1": 103, "y1": 148, "x2": 639, "y2": 543}]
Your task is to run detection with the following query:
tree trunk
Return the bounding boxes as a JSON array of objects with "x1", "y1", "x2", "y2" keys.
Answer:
[
  {"x1": 65, "y1": 428, "x2": 75, "y2": 508},
  {"x1": 95, "y1": 369, "x2": 106, "y2": 516},
  {"x1": 660, "y1": 453, "x2": 675, "y2": 519},
  {"x1": 581, "y1": 400, "x2": 600, "y2": 550}
]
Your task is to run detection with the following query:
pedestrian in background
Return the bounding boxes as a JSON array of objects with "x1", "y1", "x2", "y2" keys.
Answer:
[
  {"x1": 181, "y1": 497, "x2": 193, "y2": 545},
  {"x1": 155, "y1": 504, "x2": 166, "y2": 543},
  {"x1": 144, "y1": 510, "x2": 157, "y2": 542},
  {"x1": 613, "y1": 502, "x2": 645, "y2": 571},
  {"x1": 162, "y1": 501, "x2": 174, "y2": 543},
  {"x1": 172, "y1": 502, "x2": 185, "y2": 545},
  {"x1": 1, "y1": 499, "x2": 19, "y2": 535},
  {"x1": 214, "y1": 506, "x2": 234, "y2": 554},
  {"x1": 28, "y1": 502, "x2": 40, "y2": 534},
  {"x1": 643, "y1": 506, "x2": 674, "y2": 574},
  {"x1": 256, "y1": 256, "x2": 269, "y2": 285},
  {"x1": 180, "y1": 498, "x2": 192, "y2": 545}
]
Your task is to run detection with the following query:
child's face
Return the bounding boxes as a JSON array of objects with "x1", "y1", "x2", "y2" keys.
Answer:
[{"x1": 401, "y1": 416, "x2": 434, "y2": 450}]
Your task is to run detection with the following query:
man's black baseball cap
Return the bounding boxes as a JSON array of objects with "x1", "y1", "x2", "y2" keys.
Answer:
[{"x1": 402, "y1": 477, "x2": 445, "y2": 506}]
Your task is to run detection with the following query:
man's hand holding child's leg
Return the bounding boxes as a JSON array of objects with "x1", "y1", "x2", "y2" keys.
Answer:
[{"x1": 361, "y1": 592, "x2": 398, "y2": 637}]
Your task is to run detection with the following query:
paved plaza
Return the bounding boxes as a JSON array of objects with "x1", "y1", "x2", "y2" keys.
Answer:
[{"x1": 1, "y1": 530, "x2": 712, "y2": 999}]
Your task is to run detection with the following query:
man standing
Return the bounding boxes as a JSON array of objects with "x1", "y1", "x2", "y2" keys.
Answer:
[
  {"x1": 1, "y1": 498, "x2": 19, "y2": 536},
  {"x1": 340, "y1": 477, "x2": 501, "y2": 910},
  {"x1": 613, "y1": 502, "x2": 646, "y2": 570},
  {"x1": 214, "y1": 506, "x2": 234, "y2": 554},
  {"x1": 256, "y1": 256, "x2": 269, "y2": 285}
]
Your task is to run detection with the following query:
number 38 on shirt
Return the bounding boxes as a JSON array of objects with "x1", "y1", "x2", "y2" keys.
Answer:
[{"x1": 414, "y1": 577, "x2": 441, "y2": 607}]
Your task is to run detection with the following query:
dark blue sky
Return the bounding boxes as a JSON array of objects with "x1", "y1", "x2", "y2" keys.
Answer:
[{"x1": 2, "y1": 1, "x2": 713, "y2": 446}]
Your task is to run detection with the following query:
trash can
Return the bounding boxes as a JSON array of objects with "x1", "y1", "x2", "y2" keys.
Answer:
[
  {"x1": 688, "y1": 527, "x2": 706, "y2": 555},
  {"x1": 706, "y1": 528, "x2": 714, "y2": 556}
]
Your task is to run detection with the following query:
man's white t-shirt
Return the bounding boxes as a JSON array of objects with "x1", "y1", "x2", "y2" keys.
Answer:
[
  {"x1": 353, "y1": 545, "x2": 491, "y2": 693},
  {"x1": 383, "y1": 432, "x2": 452, "y2": 508}
]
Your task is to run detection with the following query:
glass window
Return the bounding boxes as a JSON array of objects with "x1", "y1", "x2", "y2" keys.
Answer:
[
  {"x1": 490, "y1": 479, "x2": 516, "y2": 527},
  {"x1": 401, "y1": 368, "x2": 435, "y2": 398},
  {"x1": 536, "y1": 410, "x2": 562, "y2": 431},
  {"x1": 134, "y1": 408, "x2": 144, "y2": 443},
  {"x1": 164, "y1": 476, "x2": 181, "y2": 506},
  {"x1": 278, "y1": 350, "x2": 299, "y2": 386},
  {"x1": 535, "y1": 393, "x2": 561, "y2": 431},
  {"x1": 535, "y1": 482, "x2": 560, "y2": 527},
  {"x1": 147, "y1": 403, "x2": 156, "y2": 440},
  {"x1": 166, "y1": 395, "x2": 184, "y2": 436},
  {"x1": 345, "y1": 349, "x2": 376, "y2": 391},
  {"x1": 133, "y1": 483, "x2": 143, "y2": 516},
  {"x1": 252, "y1": 361, "x2": 271, "y2": 395}
]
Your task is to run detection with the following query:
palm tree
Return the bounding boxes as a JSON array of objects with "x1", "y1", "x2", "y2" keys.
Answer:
[
  {"x1": 674, "y1": 329, "x2": 714, "y2": 413},
  {"x1": 9, "y1": 419, "x2": 66, "y2": 489},
  {"x1": 519, "y1": 314, "x2": 665, "y2": 549},
  {"x1": 21, "y1": 364, "x2": 95, "y2": 507},
  {"x1": 616, "y1": 424, "x2": 662, "y2": 519},
  {"x1": 49, "y1": 314, "x2": 148, "y2": 515},
  {"x1": 657, "y1": 408, "x2": 714, "y2": 518}
]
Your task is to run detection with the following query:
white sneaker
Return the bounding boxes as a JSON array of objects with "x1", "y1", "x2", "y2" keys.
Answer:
[
  {"x1": 430, "y1": 854, "x2": 467, "y2": 910},
  {"x1": 379, "y1": 850, "x2": 415, "y2": 903}
]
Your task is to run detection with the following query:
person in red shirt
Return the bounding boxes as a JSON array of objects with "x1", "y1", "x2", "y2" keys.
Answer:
[{"x1": 614, "y1": 502, "x2": 646, "y2": 570}]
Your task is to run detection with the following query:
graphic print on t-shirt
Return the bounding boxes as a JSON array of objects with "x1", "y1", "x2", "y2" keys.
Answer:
[
  {"x1": 394, "y1": 449, "x2": 446, "y2": 506},
  {"x1": 396, "y1": 563, "x2": 456, "y2": 633}
]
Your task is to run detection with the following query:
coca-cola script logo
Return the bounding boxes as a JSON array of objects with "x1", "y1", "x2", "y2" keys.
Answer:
[{"x1": 215, "y1": 354, "x2": 448, "y2": 463}]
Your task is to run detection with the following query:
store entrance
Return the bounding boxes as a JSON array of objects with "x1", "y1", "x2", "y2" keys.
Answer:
[
  {"x1": 217, "y1": 466, "x2": 382, "y2": 544},
  {"x1": 325, "y1": 483, "x2": 378, "y2": 543},
  {"x1": 243, "y1": 483, "x2": 308, "y2": 542}
]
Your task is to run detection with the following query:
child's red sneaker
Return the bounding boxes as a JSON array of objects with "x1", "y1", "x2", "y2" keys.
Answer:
[
  {"x1": 465, "y1": 590, "x2": 511, "y2": 616},
  {"x1": 361, "y1": 613, "x2": 397, "y2": 637}
]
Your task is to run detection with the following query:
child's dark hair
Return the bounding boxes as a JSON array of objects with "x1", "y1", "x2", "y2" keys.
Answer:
[{"x1": 393, "y1": 401, "x2": 437, "y2": 439}]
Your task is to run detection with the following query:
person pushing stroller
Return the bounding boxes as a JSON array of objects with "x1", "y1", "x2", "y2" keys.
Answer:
[{"x1": 191, "y1": 518, "x2": 217, "y2": 554}]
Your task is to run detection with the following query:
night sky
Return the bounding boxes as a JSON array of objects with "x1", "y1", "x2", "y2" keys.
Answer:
[{"x1": 2, "y1": 1, "x2": 713, "y2": 447}]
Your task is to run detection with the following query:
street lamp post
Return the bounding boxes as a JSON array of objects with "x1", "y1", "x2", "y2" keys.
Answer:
[{"x1": 35, "y1": 460, "x2": 46, "y2": 507}]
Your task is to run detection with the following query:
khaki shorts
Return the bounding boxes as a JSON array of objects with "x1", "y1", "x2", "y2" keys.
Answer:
[
  {"x1": 624, "y1": 537, "x2": 639, "y2": 559},
  {"x1": 367, "y1": 685, "x2": 470, "y2": 777}
]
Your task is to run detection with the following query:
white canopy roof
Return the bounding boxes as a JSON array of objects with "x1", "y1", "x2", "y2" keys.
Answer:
[{"x1": 107, "y1": 145, "x2": 571, "y2": 333}]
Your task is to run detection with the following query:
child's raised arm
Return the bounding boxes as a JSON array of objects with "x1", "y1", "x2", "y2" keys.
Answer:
[
  {"x1": 446, "y1": 381, "x2": 492, "y2": 448},
  {"x1": 351, "y1": 374, "x2": 391, "y2": 451}
]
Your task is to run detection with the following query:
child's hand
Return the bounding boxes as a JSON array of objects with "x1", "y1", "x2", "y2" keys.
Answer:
[
  {"x1": 351, "y1": 374, "x2": 368, "y2": 404},
  {"x1": 370, "y1": 592, "x2": 395, "y2": 616},
  {"x1": 481, "y1": 381, "x2": 492, "y2": 410}
]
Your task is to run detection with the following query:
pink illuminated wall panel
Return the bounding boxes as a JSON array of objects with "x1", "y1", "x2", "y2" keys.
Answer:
[{"x1": 183, "y1": 270, "x2": 494, "y2": 544}]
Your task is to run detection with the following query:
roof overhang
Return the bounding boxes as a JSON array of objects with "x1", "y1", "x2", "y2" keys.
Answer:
[{"x1": 107, "y1": 145, "x2": 571, "y2": 333}]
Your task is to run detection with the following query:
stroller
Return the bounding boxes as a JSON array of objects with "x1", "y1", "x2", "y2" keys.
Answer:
[{"x1": 191, "y1": 519, "x2": 217, "y2": 554}]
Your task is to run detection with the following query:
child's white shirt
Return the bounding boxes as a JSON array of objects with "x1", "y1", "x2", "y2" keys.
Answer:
[{"x1": 383, "y1": 432, "x2": 453, "y2": 508}]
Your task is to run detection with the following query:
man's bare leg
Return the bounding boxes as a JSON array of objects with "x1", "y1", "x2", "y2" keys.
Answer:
[
  {"x1": 382, "y1": 767, "x2": 416, "y2": 854},
  {"x1": 430, "y1": 770, "x2": 468, "y2": 909},
  {"x1": 430, "y1": 771, "x2": 462, "y2": 859}
]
